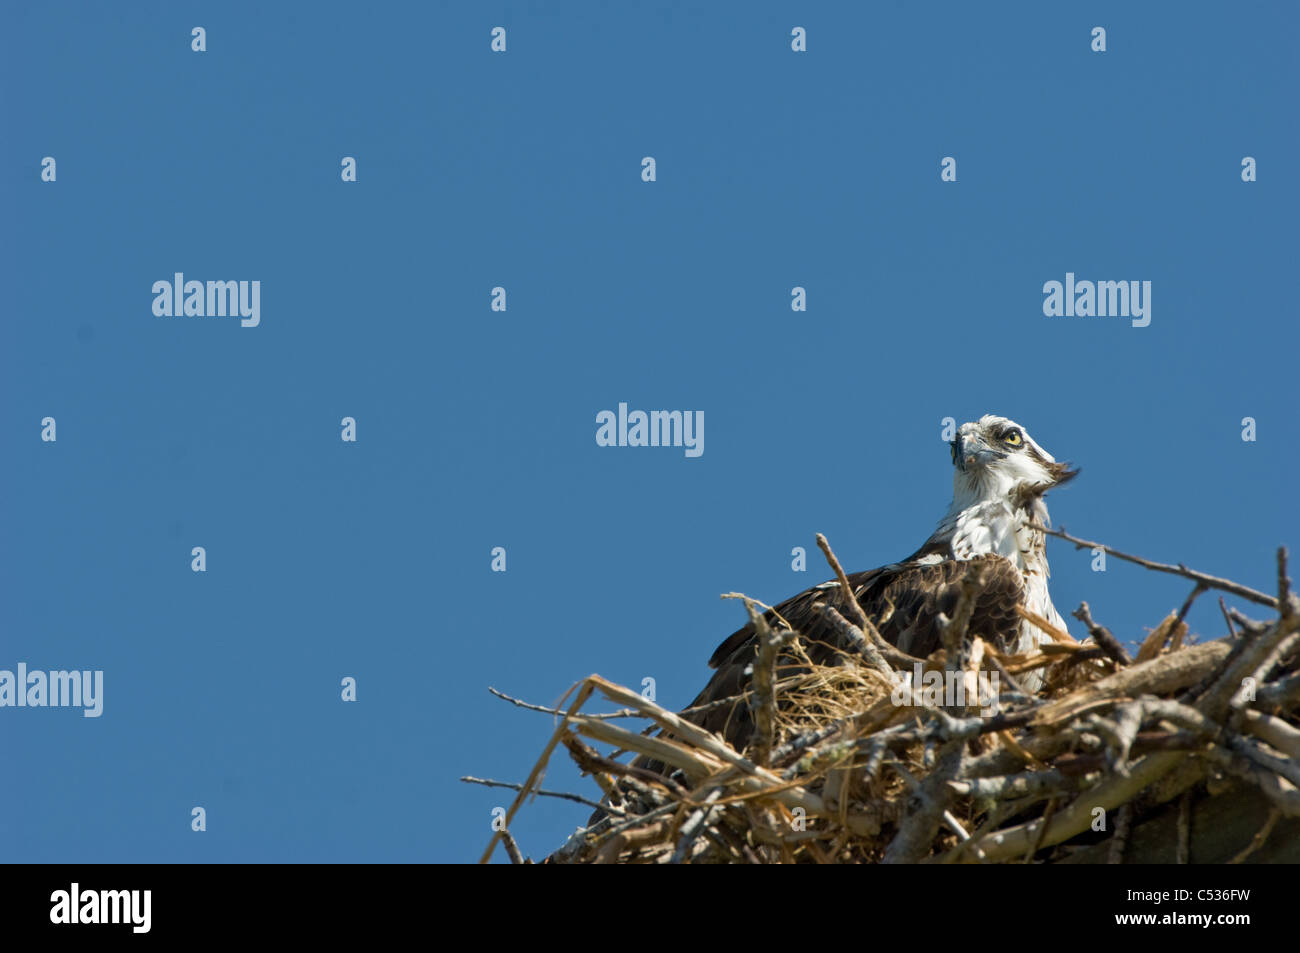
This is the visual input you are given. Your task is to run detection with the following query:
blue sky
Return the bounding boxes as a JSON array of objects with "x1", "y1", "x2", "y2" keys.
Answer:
[{"x1": 2, "y1": 1, "x2": 1296, "y2": 863}]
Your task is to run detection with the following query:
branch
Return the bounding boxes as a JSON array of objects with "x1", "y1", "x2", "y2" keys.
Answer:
[
  {"x1": 953, "y1": 749, "x2": 1190, "y2": 863},
  {"x1": 1072, "y1": 602, "x2": 1131, "y2": 665},
  {"x1": 500, "y1": 828, "x2": 528, "y2": 865},
  {"x1": 488, "y1": 686, "x2": 643, "y2": 720},
  {"x1": 884, "y1": 738, "x2": 966, "y2": 863},
  {"x1": 460, "y1": 775, "x2": 614, "y2": 816},
  {"x1": 670, "y1": 787, "x2": 725, "y2": 863},
  {"x1": 816, "y1": 533, "x2": 870, "y2": 631},
  {"x1": 743, "y1": 596, "x2": 790, "y2": 768},
  {"x1": 813, "y1": 602, "x2": 897, "y2": 675},
  {"x1": 937, "y1": 560, "x2": 984, "y2": 660},
  {"x1": 1036, "y1": 524, "x2": 1279, "y2": 610}
]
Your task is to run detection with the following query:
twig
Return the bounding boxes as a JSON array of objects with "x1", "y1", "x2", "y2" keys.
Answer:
[
  {"x1": 1033, "y1": 641, "x2": 1232, "y2": 728},
  {"x1": 478, "y1": 678, "x2": 597, "y2": 864},
  {"x1": 1194, "y1": 612, "x2": 1300, "y2": 721},
  {"x1": 1025, "y1": 796, "x2": 1057, "y2": 861},
  {"x1": 1227, "y1": 607, "x2": 1269, "y2": 635},
  {"x1": 488, "y1": 686, "x2": 640, "y2": 720},
  {"x1": 956, "y1": 750, "x2": 1191, "y2": 862},
  {"x1": 1225, "y1": 732, "x2": 1300, "y2": 789},
  {"x1": 744, "y1": 597, "x2": 790, "y2": 768},
  {"x1": 772, "y1": 722, "x2": 850, "y2": 769},
  {"x1": 670, "y1": 787, "x2": 724, "y2": 863},
  {"x1": 938, "y1": 561, "x2": 984, "y2": 662},
  {"x1": 1254, "y1": 671, "x2": 1300, "y2": 711},
  {"x1": 1228, "y1": 808, "x2": 1281, "y2": 864},
  {"x1": 500, "y1": 828, "x2": 527, "y2": 865},
  {"x1": 883, "y1": 738, "x2": 966, "y2": 863},
  {"x1": 1220, "y1": 597, "x2": 1237, "y2": 638},
  {"x1": 1205, "y1": 745, "x2": 1300, "y2": 817},
  {"x1": 588, "y1": 802, "x2": 680, "y2": 846},
  {"x1": 1136, "y1": 612, "x2": 1184, "y2": 663},
  {"x1": 1278, "y1": 546, "x2": 1294, "y2": 617},
  {"x1": 948, "y1": 768, "x2": 1077, "y2": 801},
  {"x1": 561, "y1": 734, "x2": 692, "y2": 816},
  {"x1": 572, "y1": 677, "x2": 885, "y2": 836},
  {"x1": 1072, "y1": 602, "x2": 1131, "y2": 665},
  {"x1": 1037, "y1": 524, "x2": 1279, "y2": 609},
  {"x1": 816, "y1": 533, "x2": 870, "y2": 631},
  {"x1": 813, "y1": 602, "x2": 898, "y2": 674},
  {"x1": 985, "y1": 651, "x2": 1031, "y2": 700},
  {"x1": 1174, "y1": 583, "x2": 1209, "y2": 632},
  {"x1": 460, "y1": 776, "x2": 615, "y2": 816},
  {"x1": 492, "y1": 679, "x2": 821, "y2": 731},
  {"x1": 1176, "y1": 792, "x2": 1191, "y2": 864},
  {"x1": 941, "y1": 810, "x2": 983, "y2": 860},
  {"x1": 1107, "y1": 804, "x2": 1132, "y2": 864},
  {"x1": 1017, "y1": 604, "x2": 1075, "y2": 644},
  {"x1": 1241, "y1": 710, "x2": 1300, "y2": 760}
]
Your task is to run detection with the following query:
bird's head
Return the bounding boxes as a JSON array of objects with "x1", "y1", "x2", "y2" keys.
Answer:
[{"x1": 949, "y1": 415, "x2": 1077, "y2": 506}]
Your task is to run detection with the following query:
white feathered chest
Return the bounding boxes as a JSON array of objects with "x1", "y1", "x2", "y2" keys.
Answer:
[{"x1": 939, "y1": 496, "x2": 1068, "y2": 665}]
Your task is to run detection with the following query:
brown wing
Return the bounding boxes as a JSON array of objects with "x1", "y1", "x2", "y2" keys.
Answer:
[{"x1": 682, "y1": 553, "x2": 1024, "y2": 753}]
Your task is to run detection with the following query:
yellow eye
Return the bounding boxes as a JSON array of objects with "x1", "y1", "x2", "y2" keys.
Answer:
[{"x1": 1003, "y1": 431, "x2": 1022, "y2": 446}]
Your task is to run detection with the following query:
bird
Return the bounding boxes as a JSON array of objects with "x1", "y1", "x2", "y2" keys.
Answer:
[{"x1": 674, "y1": 414, "x2": 1078, "y2": 756}]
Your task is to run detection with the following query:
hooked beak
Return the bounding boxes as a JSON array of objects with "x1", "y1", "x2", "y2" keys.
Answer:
[{"x1": 955, "y1": 434, "x2": 1006, "y2": 472}]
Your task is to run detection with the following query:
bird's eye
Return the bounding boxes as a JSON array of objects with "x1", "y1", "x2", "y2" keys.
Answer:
[{"x1": 1003, "y1": 430, "x2": 1022, "y2": 446}]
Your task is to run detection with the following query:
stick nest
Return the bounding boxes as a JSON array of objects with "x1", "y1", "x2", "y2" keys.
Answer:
[{"x1": 474, "y1": 536, "x2": 1300, "y2": 864}]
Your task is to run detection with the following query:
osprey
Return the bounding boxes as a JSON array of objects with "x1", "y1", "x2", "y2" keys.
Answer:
[{"x1": 681, "y1": 414, "x2": 1078, "y2": 753}]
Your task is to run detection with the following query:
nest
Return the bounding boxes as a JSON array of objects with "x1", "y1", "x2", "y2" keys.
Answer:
[{"x1": 472, "y1": 534, "x2": 1300, "y2": 864}]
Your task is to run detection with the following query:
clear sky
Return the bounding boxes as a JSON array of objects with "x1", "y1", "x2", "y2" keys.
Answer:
[{"x1": 2, "y1": 1, "x2": 1296, "y2": 863}]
